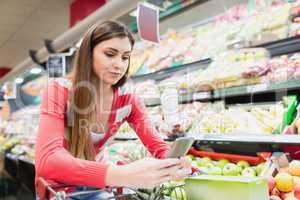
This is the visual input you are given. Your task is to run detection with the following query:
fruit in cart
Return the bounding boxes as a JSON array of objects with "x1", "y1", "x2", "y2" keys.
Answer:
[
  {"x1": 237, "y1": 160, "x2": 250, "y2": 170},
  {"x1": 294, "y1": 185, "x2": 300, "y2": 199},
  {"x1": 275, "y1": 172, "x2": 295, "y2": 193},
  {"x1": 207, "y1": 166, "x2": 223, "y2": 175},
  {"x1": 222, "y1": 163, "x2": 240, "y2": 176},
  {"x1": 241, "y1": 167, "x2": 256, "y2": 177},
  {"x1": 289, "y1": 160, "x2": 300, "y2": 176},
  {"x1": 217, "y1": 159, "x2": 229, "y2": 169}
]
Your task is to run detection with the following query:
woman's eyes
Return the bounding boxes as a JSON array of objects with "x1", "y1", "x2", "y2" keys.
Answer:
[
  {"x1": 122, "y1": 56, "x2": 129, "y2": 61},
  {"x1": 104, "y1": 52, "x2": 130, "y2": 61},
  {"x1": 104, "y1": 52, "x2": 115, "y2": 57}
]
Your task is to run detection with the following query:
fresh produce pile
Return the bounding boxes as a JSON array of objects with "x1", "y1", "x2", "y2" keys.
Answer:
[
  {"x1": 132, "y1": 52, "x2": 300, "y2": 97},
  {"x1": 193, "y1": 102, "x2": 286, "y2": 135},
  {"x1": 269, "y1": 160, "x2": 300, "y2": 200},
  {"x1": 188, "y1": 154, "x2": 267, "y2": 178},
  {"x1": 130, "y1": 1, "x2": 300, "y2": 76}
]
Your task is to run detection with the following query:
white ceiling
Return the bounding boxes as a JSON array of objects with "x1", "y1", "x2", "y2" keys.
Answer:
[{"x1": 0, "y1": 0, "x2": 72, "y2": 69}]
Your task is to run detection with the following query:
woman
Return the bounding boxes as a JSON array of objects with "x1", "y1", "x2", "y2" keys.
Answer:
[{"x1": 35, "y1": 21, "x2": 191, "y2": 199}]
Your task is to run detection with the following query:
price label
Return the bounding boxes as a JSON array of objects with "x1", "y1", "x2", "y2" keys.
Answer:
[
  {"x1": 247, "y1": 83, "x2": 267, "y2": 93},
  {"x1": 193, "y1": 92, "x2": 211, "y2": 100}
]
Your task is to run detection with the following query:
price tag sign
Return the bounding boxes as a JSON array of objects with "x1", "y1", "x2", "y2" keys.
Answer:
[
  {"x1": 47, "y1": 54, "x2": 66, "y2": 78},
  {"x1": 137, "y1": 2, "x2": 160, "y2": 43},
  {"x1": 247, "y1": 83, "x2": 267, "y2": 93}
]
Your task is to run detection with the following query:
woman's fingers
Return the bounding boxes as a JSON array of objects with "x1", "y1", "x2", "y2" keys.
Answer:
[
  {"x1": 179, "y1": 156, "x2": 192, "y2": 168},
  {"x1": 173, "y1": 168, "x2": 192, "y2": 180},
  {"x1": 157, "y1": 164, "x2": 181, "y2": 177},
  {"x1": 155, "y1": 158, "x2": 181, "y2": 170}
]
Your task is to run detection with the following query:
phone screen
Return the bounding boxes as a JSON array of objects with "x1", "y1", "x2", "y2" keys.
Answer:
[{"x1": 167, "y1": 137, "x2": 194, "y2": 158}]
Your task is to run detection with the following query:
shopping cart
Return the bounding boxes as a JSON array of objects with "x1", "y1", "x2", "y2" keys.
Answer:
[{"x1": 36, "y1": 177, "x2": 186, "y2": 200}]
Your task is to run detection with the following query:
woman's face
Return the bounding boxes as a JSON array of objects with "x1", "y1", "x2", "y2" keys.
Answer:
[{"x1": 92, "y1": 37, "x2": 132, "y2": 86}]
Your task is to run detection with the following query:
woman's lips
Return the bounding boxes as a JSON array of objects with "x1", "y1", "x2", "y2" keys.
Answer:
[{"x1": 108, "y1": 71, "x2": 122, "y2": 77}]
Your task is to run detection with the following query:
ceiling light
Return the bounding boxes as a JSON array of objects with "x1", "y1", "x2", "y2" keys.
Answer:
[{"x1": 30, "y1": 67, "x2": 42, "y2": 74}]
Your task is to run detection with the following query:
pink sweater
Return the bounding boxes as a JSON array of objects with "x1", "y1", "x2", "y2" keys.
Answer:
[{"x1": 35, "y1": 80, "x2": 170, "y2": 188}]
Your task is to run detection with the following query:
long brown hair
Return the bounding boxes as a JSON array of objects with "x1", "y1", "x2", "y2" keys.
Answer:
[{"x1": 69, "y1": 21, "x2": 135, "y2": 160}]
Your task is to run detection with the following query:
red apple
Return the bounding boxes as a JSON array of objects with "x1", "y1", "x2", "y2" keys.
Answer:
[{"x1": 294, "y1": 185, "x2": 300, "y2": 199}]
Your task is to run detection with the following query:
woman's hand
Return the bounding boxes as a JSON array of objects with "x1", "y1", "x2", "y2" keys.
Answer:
[
  {"x1": 171, "y1": 156, "x2": 192, "y2": 180},
  {"x1": 106, "y1": 157, "x2": 182, "y2": 189}
]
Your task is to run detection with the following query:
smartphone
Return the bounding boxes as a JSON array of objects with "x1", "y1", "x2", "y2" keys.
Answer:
[{"x1": 166, "y1": 137, "x2": 194, "y2": 158}]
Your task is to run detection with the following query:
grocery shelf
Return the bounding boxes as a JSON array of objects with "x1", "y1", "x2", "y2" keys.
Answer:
[
  {"x1": 131, "y1": 58, "x2": 211, "y2": 83},
  {"x1": 214, "y1": 79, "x2": 300, "y2": 99},
  {"x1": 144, "y1": 91, "x2": 212, "y2": 106},
  {"x1": 189, "y1": 133, "x2": 300, "y2": 144},
  {"x1": 131, "y1": 36, "x2": 300, "y2": 84},
  {"x1": 144, "y1": 79, "x2": 300, "y2": 106},
  {"x1": 255, "y1": 35, "x2": 300, "y2": 57}
]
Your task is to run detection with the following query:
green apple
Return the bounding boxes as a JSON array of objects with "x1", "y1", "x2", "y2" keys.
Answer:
[
  {"x1": 207, "y1": 166, "x2": 222, "y2": 175},
  {"x1": 205, "y1": 163, "x2": 215, "y2": 169},
  {"x1": 222, "y1": 163, "x2": 240, "y2": 176},
  {"x1": 242, "y1": 167, "x2": 256, "y2": 177},
  {"x1": 197, "y1": 157, "x2": 212, "y2": 167},
  {"x1": 255, "y1": 163, "x2": 266, "y2": 176},
  {"x1": 217, "y1": 159, "x2": 229, "y2": 169},
  {"x1": 237, "y1": 160, "x2": 250, "y2": 170}
]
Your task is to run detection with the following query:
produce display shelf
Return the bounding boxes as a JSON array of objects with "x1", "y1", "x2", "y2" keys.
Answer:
[
  {"x1": 144, "y1": 79, "x2": 300, "y2": 106},
  {"x1": 130, "y1": 36, "x2": 300, "y2": 84},
  {"x1": 213, "y1": 79, "x2": 300, "y2": 99},
  {"x1": 255, "y1": 35, "x2": 300, "y2": 57},
  {"x1": 189, "y1": 133, "x2": 300, "y2": 144}
]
